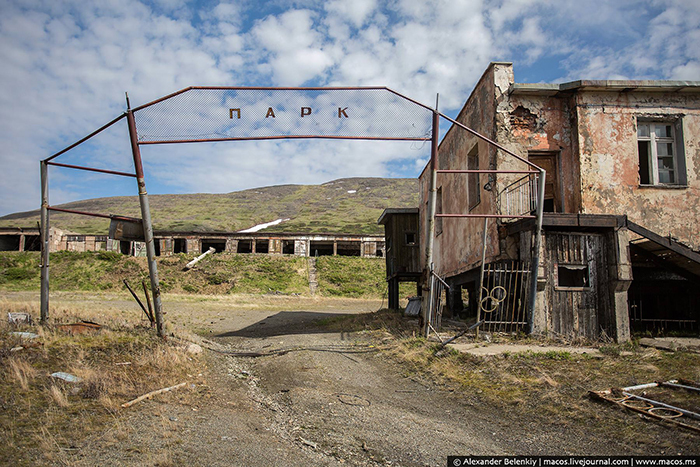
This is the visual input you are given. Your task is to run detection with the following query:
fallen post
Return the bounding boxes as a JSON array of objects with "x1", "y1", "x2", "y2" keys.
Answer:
[
  {"x1": 438, "y1": 320, "x2": 485, "y2": 349},
  {"x1": 184, "y1": 247, "x2": 215, "y2": 270},
  {"x1": 121, "y1": 382, "x2": 188, "y2": 408}
]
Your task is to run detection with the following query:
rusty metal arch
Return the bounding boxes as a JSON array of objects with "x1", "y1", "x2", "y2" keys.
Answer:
[{"x1": 39, "y1": 86, "x2": 544, "y2": 339}]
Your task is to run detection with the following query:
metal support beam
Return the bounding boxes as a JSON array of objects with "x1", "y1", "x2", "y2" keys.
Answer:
[
  {"x1": 527, "y1": 169, "x2": 546, "y2": 334},
  {"x1": 40, "y1": 161, "x2": 49, "y2": 324},
  {"x1": 126, "y1": 100, "x2": 165, "y2": 337},
  {"x1": 423, "y1": 105, "x2": 439, "y2": 338}
]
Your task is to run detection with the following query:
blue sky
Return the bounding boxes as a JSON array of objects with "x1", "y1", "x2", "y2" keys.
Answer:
[{"x1": 1, "y1": 0, "x2": 699, "y2": 216}]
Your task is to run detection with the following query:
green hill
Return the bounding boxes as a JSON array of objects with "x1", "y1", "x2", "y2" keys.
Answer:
[{"x1": 0, "y1": 177, "x2": 418, "y2": 236}]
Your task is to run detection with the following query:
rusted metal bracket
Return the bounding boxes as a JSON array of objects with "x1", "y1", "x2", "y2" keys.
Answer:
[{"x1": 590, "y1": 380, "x2": 700, "y2": 434}]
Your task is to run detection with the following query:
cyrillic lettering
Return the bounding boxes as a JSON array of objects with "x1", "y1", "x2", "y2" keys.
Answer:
[
  {"x1": 338, "y1": 107, "x2": 348, "y2": 118},
  {"x1": 229, "y1": 108, "x2": 241, "y2": 119},
  {"x1": 266, "y1": 107, "x2": 276, "y2": 118},
  {"x1": 301, "y1": 107, "x2": 312, "y2": 117}
]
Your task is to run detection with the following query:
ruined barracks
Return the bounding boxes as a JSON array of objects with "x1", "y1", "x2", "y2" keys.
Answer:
[{"x1": 416, "y1": 62, "x2": 700, "y2": 341}]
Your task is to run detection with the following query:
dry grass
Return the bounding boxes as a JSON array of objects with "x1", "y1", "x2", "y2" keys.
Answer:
[
  {"x1": 320, "y1": 309, "x2": 700, "y2": 451},
  {"x1": 0, "y1": 298, "x2": 202, "y2": 466}
]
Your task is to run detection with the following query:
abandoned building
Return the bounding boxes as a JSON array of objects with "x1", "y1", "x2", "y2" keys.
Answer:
[
  {"x1": 0, "y1": 227, "x2": 41, "y2": 252},
  {"x1": 0, "y1": 226, "x2": 385, "y2": 259},
  {"x1": 378, "y1": 208, "x2": 421, "y2": 309},
  {"x1": 419, "y1": 62, "x2": 700, "y2": 341}
]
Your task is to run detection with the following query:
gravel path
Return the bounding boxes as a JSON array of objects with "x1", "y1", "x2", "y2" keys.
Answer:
[{"x1": 66, "y1": 302, "x2": 672, "y2": 467}]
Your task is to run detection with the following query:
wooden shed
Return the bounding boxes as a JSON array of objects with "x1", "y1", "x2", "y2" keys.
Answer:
[{"x1": 378, "y1": 208, "x2": 421, "y2": 309}]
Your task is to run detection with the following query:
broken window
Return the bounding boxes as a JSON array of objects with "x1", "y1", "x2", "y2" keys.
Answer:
[
  {"x1": 557, "y1": 264, "x2": 590, "y2": 289},
  {"x1": 468, "y1": 145, "x2": 480, "y2": 210},
  {"x1": 637, "y1": 121, "x2": 684, "y2": 186}
]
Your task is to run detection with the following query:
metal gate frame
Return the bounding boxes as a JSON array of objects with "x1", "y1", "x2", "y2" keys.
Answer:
[{"x1": 39, "y1": 86, "x2": 545, "y2": 339}]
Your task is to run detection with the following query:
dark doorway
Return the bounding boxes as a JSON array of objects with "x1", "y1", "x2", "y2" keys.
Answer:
[
  {"x1": 154, "y1": 238, "x2": 162, "y2": 256},
  {"x1": 23, "y1": 235, "x2": 41, "y2": 251},
  {"x1": 120, "y1": 241, "x2": 131, "y2": 255},
  {"x1": 0, "y1": 235, "x2": 21, "y2": 251},
  {"x1": 237, "y1": 240, "x2": 253, "y2": 254},
  {"x1": 310, "y1": 241, "x2": 334, "y2": 257},
  {"x1": 282, "y1": 240, "x2": 295, "y2": 254},
  {"x1": 256, "y1": 240, "x2": 269, "y2": 254},
  {"x1": 174, "y1": 238, "x2": 187, "y2": 254},
  {"x1": 529, "y1": 152, "x2": 561, "y2": 212},
  {"x1": 202, "y1": 239, "x2": 226, "y2": 253}
]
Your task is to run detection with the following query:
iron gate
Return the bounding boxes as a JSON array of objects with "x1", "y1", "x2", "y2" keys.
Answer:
[{"x1": 479, "y1": 260, "x2": 531, "y2": 334}]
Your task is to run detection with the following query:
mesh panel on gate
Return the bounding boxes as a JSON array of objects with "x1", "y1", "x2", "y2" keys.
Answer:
[{"x1": 133, "y1": 88, "x2": 433, "y2": 143}]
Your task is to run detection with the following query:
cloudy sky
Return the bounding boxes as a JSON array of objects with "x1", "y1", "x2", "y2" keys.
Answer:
[{"x1": 1, "y1": 0, "x2": 699, "y2": 216}]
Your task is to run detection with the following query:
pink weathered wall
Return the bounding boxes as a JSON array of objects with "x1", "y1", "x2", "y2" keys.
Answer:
[{"x1": 574, "y1": 91, "x2": 700, "y2": 249}]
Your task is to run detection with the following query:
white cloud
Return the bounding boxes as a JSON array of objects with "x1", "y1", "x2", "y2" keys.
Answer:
[{"x1": 1, "y1": 0, "x2": 699, "y2": 217}]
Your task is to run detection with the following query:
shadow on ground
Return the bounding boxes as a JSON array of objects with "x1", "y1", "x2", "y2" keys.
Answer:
[{"x1": 213, "y1": 311, "x2": 353, "y2": 338}]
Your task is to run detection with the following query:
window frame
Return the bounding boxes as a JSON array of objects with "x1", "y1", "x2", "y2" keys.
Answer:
[
  {"x1": 404, "y1": 231, "x2": 417, "y2": 246},
  {"x1": 554, "y1": 263, "x2": 592, "y2": 291},
  {"x1": 637, "y1": 119, "x2": 685, "y2": 187}
]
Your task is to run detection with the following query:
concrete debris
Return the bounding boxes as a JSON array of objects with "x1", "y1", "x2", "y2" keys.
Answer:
[
  {"x1": 300, "y1": 437, "x2": 317, "y2": 449},
  {"x1": 51, "y1": 372, "x2": 83, "y2": 383},
  {"x1": 11, "y1": 332, "x2": 39, "y2": 340},
  {"x1": 8, "y1": 312, "x2": 33, "y2": 326},
  {"x1": 186, "y1": 343, "x2": 203, "y2": 355}
]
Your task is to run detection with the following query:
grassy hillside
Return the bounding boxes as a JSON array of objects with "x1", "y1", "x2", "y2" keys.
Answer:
[
  {"x1": 0, "y1": 251, "x2": 387, "y2": 298},
  {"x1": 0, "y1": 177, "x2": 418, "y2": 236}
]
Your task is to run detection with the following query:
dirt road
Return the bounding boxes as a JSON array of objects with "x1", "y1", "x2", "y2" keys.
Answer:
[
  {"x1": 4, "y1": 292, "x2": 695, "y2": 465},
  {"x1": 39, "y1": 293, "x2": 687, "y2": 467}
]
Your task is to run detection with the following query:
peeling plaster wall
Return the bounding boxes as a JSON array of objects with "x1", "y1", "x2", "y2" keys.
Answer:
[
  {"x1": 497, "y1": 93, "x2": 580, "y2": 213},
  {"x1": 575, "y1": 91, "x2": 700, "y2": 250},
  {"x1": 420, "y1": 62, "x2": 513, "y2": 279}
]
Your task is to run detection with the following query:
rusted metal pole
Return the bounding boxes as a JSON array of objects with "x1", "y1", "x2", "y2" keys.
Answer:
[
  {"x1": 527, "y1": 169, "x2": 546, "y2": 334},
  {"x1": 126, "y1": 96, "x2": 165, "y2": 337},
  {"x1": 423, "y1": 102, "x2": 439, "y2": 338},
  {"x1": 40, "y1": 161, "x2": 49, "y2": 324}
]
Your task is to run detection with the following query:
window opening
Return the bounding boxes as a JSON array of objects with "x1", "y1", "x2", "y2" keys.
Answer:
[
  {"x1": 637, "y1": 121, "x2": 679, "y2": 185},
  {"x1": 202, "y1": 239, "x2": 226, "y2": 253},
  {"x1": 0, "y1": 235, "x2": 20, "y2": 251},
  {"x1": 24, "y1": 235, "x2": 41, "y2": 251},
  {"x1": 237, "y1": 240, "x2": 252, "y2": 254},
  {"x1": 468, "y1": 145, "x2": 480, "y2": 210},
  {"x1": 153, "y1": 238, "x2": 161, "y2": 256},
  {"x1": 405, "y1": 232, "x2": 416, "y2": 246},
  {"x1": 557, "y1": 264, "x2": 590, "y2": 288},
  {"x1": 256, "y1": 240, "x2": 269, "y2": 254},
  {"x1": 120, "y1": 241, "x2": 132, "y2": 255},
  {"x1": 337, "y1": 241, "x2": 361, "y2": 256},
  {"x1": 310, "y1": 241, "x2": 334, "y2": 257},
  {"x1": 436, "y1": 187, "x2": 443, "y2": 235},
  {"x1": 173, "y1": 238, "x2": 187, "y2": 254},
  {"x1": 282, "y1": 240, "x2": 295, "y2": 254}
]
